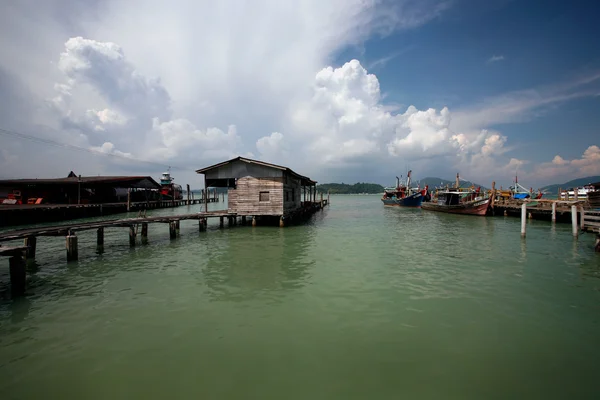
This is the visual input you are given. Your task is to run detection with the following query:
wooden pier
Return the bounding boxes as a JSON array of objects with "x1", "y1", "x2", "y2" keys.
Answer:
[
  {"x1": 0, "y1": 190, "x2": 223, "y2": 227},
  {"x1": 582, "y1": 210, "x2": 600, "y2": 252},
  {"x1": 0, "y1": 199, "x2": 328, "y2": 296}
]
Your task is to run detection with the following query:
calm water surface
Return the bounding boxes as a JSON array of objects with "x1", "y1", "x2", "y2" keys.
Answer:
[{"x1": 1, "y1": 195, "x2": 599, "y2": 399}]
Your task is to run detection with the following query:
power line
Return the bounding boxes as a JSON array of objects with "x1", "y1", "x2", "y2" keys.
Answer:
[{"x1": 0, "y1": 127, "x2": 191, "y2": 171}]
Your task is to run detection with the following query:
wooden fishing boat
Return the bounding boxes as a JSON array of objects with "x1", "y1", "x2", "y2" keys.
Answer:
[
  {"x1": 381, "y1": 171, "x2": 426, "y2": 207},
  {"x1": 421, "y1": 173, "x2": 490, "y2": 216}
]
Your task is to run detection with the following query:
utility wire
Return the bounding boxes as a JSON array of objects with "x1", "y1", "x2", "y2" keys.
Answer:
[{"x1": 0, "y1": 127, "x2": 191, "y2": 171}]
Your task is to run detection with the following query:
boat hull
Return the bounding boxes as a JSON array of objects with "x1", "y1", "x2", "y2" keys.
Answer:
[
  {"x1": 421, "y1": 198, "x2": 490, "y2": 216},
  {"x1": 381, "y1": 193, "x2": 423, "y2": 207}
]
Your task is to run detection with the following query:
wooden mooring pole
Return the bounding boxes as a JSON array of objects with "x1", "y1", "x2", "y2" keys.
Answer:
[
  {"x1": 127, "y1": 189, "x2": 131, "y2": 211},
  {"x1": 169, "y1": 221, "x2": 177, "y2": 239},
  {"x1": 580, "y1": 207, "x2": 585, "y2": 230},
  {"x1": 520, "y1": 203, "x2": 526, "y2": 237},
  {"x1": 66, "y1": 233, "x2": 78, "y2": 261},
  {"x1": 129, "y1": 225, "x2": 136, "y2": 247},
  {"x1": 571, "y1": 205, "x2": 578, "y2": 237},
  {"x1": 187, "y1": 184, "x2": 191, "y2": 204},
  {"x1": 97, "y1": 227, "x2": 104, "y2": 247},
  {"x1": 141, "y1": 222, "x2": 148, "y2": 243},
  {"x1": 24, "y1": 236, "x2": 36, "y2": 260},
  {"x1": 551, "y1": 202, "x2": 556, "y2": 223},
  {"x1": 9, "y1": 255, "x2": 26, "y2": 296}
]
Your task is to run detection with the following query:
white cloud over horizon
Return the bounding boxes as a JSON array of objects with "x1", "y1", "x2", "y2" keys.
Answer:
[{"x1": 0, "y1": 0, "x2": 598, "y2": 189}]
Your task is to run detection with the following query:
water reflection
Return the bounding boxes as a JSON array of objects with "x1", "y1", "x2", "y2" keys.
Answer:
[{"x1": 202, "y1": 225, "x2": 316, "y2": 302}]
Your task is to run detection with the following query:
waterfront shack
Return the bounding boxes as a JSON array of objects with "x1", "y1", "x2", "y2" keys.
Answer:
[{"x1": 196, "y1": 157, "x2": 320, "y2": 225}]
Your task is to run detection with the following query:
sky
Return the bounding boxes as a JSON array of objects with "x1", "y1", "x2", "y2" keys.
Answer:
[{"x1": 0, "y1": 0, "x2": 598, "y2": 189}]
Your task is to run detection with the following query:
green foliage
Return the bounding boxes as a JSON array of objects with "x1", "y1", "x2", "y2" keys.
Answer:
[{"x1": 316, "y1": 182, "x2": 384, "y2": 194}]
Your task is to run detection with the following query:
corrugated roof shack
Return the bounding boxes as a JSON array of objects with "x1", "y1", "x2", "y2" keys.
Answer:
[{"x1": 196, "y1": 157, "x2": 322, "y2": 226}]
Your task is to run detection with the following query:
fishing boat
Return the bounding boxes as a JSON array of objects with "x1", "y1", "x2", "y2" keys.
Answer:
[
  {"x1": 159, "y1": 169, "x2": 183, "y2": 200},
  {"x1": 381, "y1": 170, "x2": 425, "y2": 207},
  {"x1": 559, "y1": 185, "x2": 595, "y2": 200},
  {"x1": 421, "y1": 173, "x2": 490, "y2": 216}
]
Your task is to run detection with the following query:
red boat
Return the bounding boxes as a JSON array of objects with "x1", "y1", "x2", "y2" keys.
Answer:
[{"x1": 421, "y1": 174, "x2": 490, "y2": 216}]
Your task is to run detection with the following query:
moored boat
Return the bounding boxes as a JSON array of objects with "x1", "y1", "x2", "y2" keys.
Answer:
[
  {"x1": 421, "y1": 173, "x2": 490, "y2": 216},
  {"x1": 381, "y1": 170, "x2": 426, "y2": 207},
  {"x1": 159, "y1": 169, "x2": 183, "y2": 200}
]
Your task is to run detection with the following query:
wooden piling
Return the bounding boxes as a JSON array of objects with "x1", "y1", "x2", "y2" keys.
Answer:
[
  {"x1": 97, "y1": 227, "x2": 104, "y2": 247},
  {"x1": 141, "y1": 222, "x2": 148, "y2": 243},
  {"x1": 187, "y1": 184, "x2": 191, "y2": 204},
  {"x1": 279, "y1": 216, "x2": 285, "y2": 228},
  {"x1": 169, "y1": 222, "x2": 177, "y2": 239},
  {"x1": 327, "y1": 190, "x2": 330, "y2": 205},
  {"x1": 595, "y1": 235, "x2": 600, "y2": 252},
  {"x1": 242, "y1": 216, "x2": 247, "y2": 225},
  {"x1": 252, "y1": 216, "x2": 257, "y2": 227},
  {"x1": 127, "y1": 189, "x2": 131, "y2": 211},
  {"x1": 24, "y1": 236, "x2": 36, "y2": 259},
  {"x1": 551, "y1": 202, "x2": 556, "y2": 222},
  {"x1": 175, "y1": 220, "x2": 180, "y2": 234},
  {"x1": 571, "y1": 205, "x2": 578, "y2": 237},
  {"x1": 228, "y1": 216, "x2": 233, "y2": 227},
  {"x1": 199, "y1": 218, "x2": 206, "y2": 232},
  {"x1": 520, "y1": 203, "x2": 526, "y2": 237},
  {"x1": 129, "y1": 225, "x2": 136, "y2": 247},
  {"x1": 320, "y1": 193, "x2": 323, "y2": 209},
  {"x1": 66, "y1": 234, "x2": 78, "y2": 261},
  {"x1": 9, "y1": 255, "x2": 26, "y2": 296},
  {"x1": 580, "y1": 206, "x2": 585, "y2": 230},
  {"x1": 219, "y1": 216, "x2": 224, "y2": 228}
]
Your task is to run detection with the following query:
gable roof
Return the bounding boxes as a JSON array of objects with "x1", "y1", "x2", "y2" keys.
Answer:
[
  {"x1": 195, "y1": 156, "x2": 316, "y2": 185},
  {"x1": 0, "y1": 175, "x2": 161, "y2": 189}
]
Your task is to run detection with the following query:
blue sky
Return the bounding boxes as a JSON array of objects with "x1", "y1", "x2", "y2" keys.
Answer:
[{"x1": 0, "y1": 0, "x2": 598, "y2": 188}]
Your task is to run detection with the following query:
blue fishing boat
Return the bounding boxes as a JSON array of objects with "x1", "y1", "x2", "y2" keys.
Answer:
[{"x1": 381, "y1": 171, "x2": 426, "y2": 207}]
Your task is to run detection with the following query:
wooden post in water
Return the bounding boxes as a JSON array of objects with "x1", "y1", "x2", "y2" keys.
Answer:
[
  {"x1": 141, "y1": 223, "x2": 148, "y2": 243},
  {"x1": 129, "y1": 225, "x2": 136, "y2": 247},
  {"x1": 175, "y1": 220, "x2": 180, "y2": 234},
  {"x1": 279, "y1": 216, "x2": 285, "y2": 228},
  {"x1": 242, "y1": 216, "x2": 246, "y2": 225},
  {"x1": 66, "y1": 233, "x2": 78, "y2": 261},
  {"x1": 489, "y1": 182, "x2": 496, "y2": 212},
  {"x1": 219, "y1": 216, "x2": 224, "y2": 228},
  {"x1": 204, "y1": 189, "x2": 208, "y2": 213},
  {"x1": 97, "y1": 227, "x2": 104, "y2": 247},
  {"x1": 228, "y1": 216, "x2": 233, "y2": 227},
  {"x1": 127, "y1": 188, "x2": 131, "y2": 211},
  {"x1": 9, "y1": 255, "x2": 26, "y2": 296},
  {"x1": 571, "y1": 205, "x2": 578, "y2": 237},
  {"x1": 252, "y1": 216, "x2": 257, "y2": 227},
  {"x1": 320, "y1": 192, "x2": 323, "y2": 209},
  {"x1": 551, "y1": 202, "x2": 556, "y2": 223},
  {"x1": 328, "y1": 190, "x2": 330, "y2": 205},
  {"x1": 187, "y1": 184, "x2": 191, "y2": 205},
  {"x1": 199, "y1": 218, "x2": 206, "y2": 232},
  {"x1": 520, "y1": 203, "x2": 526, "y2": 237},
  {"x1": 169, "y1": 221, "x2": 177, "y2": 239},
  {"x1": 24, "y1": 236, "x2": 36, "y2": 260},
  {"x1": 580, "y1": 207, "x2": 585, "y2": 230}
]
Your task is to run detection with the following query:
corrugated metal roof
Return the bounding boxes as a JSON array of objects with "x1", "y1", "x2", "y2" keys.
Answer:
[
  {"x1": 196, "y1": 156, "x2": 317, "y2": 185},
  {"x1": 0, "y1": 175, "x2": 161, "y2": 188}
]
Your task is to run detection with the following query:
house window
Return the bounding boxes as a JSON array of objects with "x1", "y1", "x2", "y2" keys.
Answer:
[{"x1": 259, "y1": 191, "x2": 270, "y2": 202}]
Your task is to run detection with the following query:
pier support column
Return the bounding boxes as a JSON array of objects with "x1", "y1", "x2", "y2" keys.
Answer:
[
  {"x1": 241, "y1": 216, "x2": 246, "y2": 225},
  {"x1": 279, "y1": 216, "x2": 285, "y2": 228},
  {"x1": 520, "y1": 203, "x2": 526, "y2": 237},
  {"x1": 169, "y1": 222, "x2": 177, "y2": 239},
  {"x1": 580, "y1": 207, "x2": 585, "y2": 230},
  {"x1": 66, "y1": 234, "x2": 78, "y2": 261},
  {"x1": 320, "y1": 193, "x2": 323, "y2": 209},
  {"x1": 141, "y1": 223, "x2": 148, "y2": 243},
  {"x1": 252, "y1": 216, "x2": 257, "y2": 227},
  {"x1": 199, "y1": 218, "x2": 207, "y2": 232},
  {"x1": 228, "y1": 216, "x2": 233, "y2": 227},
  {"x1": 129, "y1": 226, "x2": 136, "y2": 247},
  {"x1": 551, "y1": 202, "x2": 556, "y2": 223},
  {"x1": 233, "y1": 216, "x2": 237, "y2": 226},
  {"x1": 97, "y1": 228, "x2": 104, "y2": 253},
  {"x1": 9, "y1": 255, "x2": 26, "y2": 296},
  {"x1": 571, "y1": 205, "x2": 578, "y2": 237},
  {"x1": 175, "y1": 220, "x2": 180, "y2": 234},
  {"x1": 595, "y1": 235, "x2": 600, "y2": 252},
  {"x1": 24, "y1": 236, "x2": 36, "y2": 260},
  {"x1": 219, "y1": 216, "x2": 224, "y2": 228}
]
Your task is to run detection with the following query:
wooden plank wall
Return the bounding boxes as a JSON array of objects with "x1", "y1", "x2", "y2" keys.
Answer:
[
  {"x1": 282, "y1": 173, "x2": 302, "y2": 212},
  {"x1": 228, "y1": 176, "x2": 285, "y2": 215}
]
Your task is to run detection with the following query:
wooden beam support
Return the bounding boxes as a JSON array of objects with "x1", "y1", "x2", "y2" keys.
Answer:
[
  {"x1": 571, "y1": 205, "x2": 578, "y2": 237},
  {"x1": 24, "y1": 236, "x2": 36, "y2": 260},
  {"x1": 9, "y1": 255, "x2": 26, "y2": 296},
  {"x1": 241, "y1": 216, "x2": 247, "y2": 225},
  {"x1": 252, "y1": 216, "x2": 257, "y2": 227},
  {"x1": 129, "y1": 225, "x2": 136, "y2": 247},
  {"x1": 279, "y1": 216, "x2": 285, "y2": 228},
  {"x1": 66, "y1": 234, "x2": 78, "y2": 261},
  {"x1": 169, "y1": 221, "x2": 177, "y2": 239},
  {"x1": 175, "y1": 220, "x2": 180, "y2": 234},
  {"x1": 219, "y1": 216, "x2": 224, "y2": 228},
  {"x1": 199, "y1": 218, "x2": 207, "y2": 232},
  {"x1": 520, "y1": 203, "x2": 526, "y2": 237},
  {"x1": 551, "y1": 202, "x2": 556, "y2": 222}
]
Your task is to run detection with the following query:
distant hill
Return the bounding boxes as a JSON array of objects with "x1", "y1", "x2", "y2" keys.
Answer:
[
  {"x1": 417, "y1": 177, "x2": 489, "y2": 190},
  {"x1": 540, "y1": 176, "x2": 600, "y2": 195},
  {"x1": 316, "y1": 182, "x2": 384, "y2": 194}
]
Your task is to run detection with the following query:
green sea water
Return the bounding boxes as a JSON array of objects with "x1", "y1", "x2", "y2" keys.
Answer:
[{"x1": 1, "y1": 195, "x2": 599, "y2": 399}]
